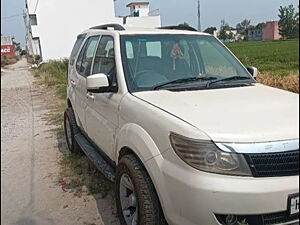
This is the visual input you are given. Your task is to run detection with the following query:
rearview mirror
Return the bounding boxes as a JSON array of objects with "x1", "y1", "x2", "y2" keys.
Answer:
[
  {"x1": 87, "y1": 73, "x2": 109, "y2": 92},
  {"x1": 246, "y1": 66, "x2": 258, "y2": 80}
]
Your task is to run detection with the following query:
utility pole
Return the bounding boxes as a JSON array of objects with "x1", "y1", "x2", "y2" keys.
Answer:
[{"x1": 197, "y1": 0, "x2": 201, "y2": 32}]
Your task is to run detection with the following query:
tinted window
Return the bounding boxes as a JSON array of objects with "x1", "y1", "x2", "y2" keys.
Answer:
[
  {"x1": 70, "y1": 34, "x2": 86, "y2": 65},
  {"x1": 76, "y1": 36, "x2": 100, "y2": 76},
  {"x1": 92, "y1": 36, "x2": 117, "y2": 87}
]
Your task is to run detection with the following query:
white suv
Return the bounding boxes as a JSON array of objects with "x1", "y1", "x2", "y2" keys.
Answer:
[{"x1": 64, "y1": 24, "x2": 299, "y2": 225}]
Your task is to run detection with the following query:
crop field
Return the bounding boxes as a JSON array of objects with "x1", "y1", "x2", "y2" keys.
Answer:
[
  {"x1": 227, "y1": 39, "x2": 299, "y2": 76},
  {"x1": 227, "y1": 39, "x2": 299, "y2": 93}
]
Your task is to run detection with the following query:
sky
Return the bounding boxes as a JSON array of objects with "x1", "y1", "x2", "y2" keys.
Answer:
[{"x1": 1, "y1": 0, "x2": 299, "y2": 46}]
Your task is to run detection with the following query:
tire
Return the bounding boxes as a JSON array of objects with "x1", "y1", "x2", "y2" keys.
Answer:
[
  {"x1": 116, "y1": 154, "x2": 167, "y2": 225},
  {"x1": 64, "y1": 107, "x2": 81, "y2": 154}
]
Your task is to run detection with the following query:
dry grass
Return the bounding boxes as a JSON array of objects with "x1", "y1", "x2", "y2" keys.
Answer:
[
  {"x1": 1, "y1": 56, "x2": 18, "y2": 67},
  {"x1": 33, "y1": 60, "x2": 113, "y2": 196},
  {"x1": 257, "y1": 72, "x2": 299, "y2": 93},
  {"x1": 58, "y1": 153, "x2": 112, "y2": 196}
]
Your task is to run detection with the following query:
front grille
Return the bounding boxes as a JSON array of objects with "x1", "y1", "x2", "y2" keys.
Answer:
[
  {"x1": 263, "y1": 210, "x2": 299, "y2": 225},
  {"x1": 216, "y1": 210, "x2": 299, "y2": 225},
  {"x1": 244, "y1": 150, "x2": 299, "y2": 177}
]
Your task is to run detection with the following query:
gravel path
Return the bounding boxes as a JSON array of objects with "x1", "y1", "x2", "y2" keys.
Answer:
[{"x1": 1, "y1": 59, "x2": 119, "y2": 225}]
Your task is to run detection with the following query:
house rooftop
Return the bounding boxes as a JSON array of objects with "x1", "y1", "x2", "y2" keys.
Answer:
[{"x1": 126, "y1": 2, "x2": 150, "y2": 7}]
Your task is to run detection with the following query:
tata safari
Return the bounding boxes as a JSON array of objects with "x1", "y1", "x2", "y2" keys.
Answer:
[{"x1": 64, "y1": 24, "x2": 299, "y2": 225}]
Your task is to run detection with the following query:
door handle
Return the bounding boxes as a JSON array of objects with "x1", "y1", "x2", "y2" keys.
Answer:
[
  {"x1": 70, "y1": 80, "x2": 76, "y2": 86},
  {"x1": 86, "y1": 92, "x2": 95, "y2": 100}
]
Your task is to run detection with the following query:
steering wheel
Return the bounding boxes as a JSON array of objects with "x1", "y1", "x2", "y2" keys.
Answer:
[{"x1": 134, "y1": 70, "x2": 168, "y2": 88}]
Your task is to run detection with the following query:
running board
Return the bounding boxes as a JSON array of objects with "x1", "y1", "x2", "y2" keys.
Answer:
[{"x1": 74, "y1": 133, "x2": 115, "y2": 182}]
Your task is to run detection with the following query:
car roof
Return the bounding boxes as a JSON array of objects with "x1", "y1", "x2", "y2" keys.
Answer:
[{"x1": 82, "y1": 27, "x2": 211, "y2": 37}]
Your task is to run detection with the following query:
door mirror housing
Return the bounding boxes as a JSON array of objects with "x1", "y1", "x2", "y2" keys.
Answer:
[
  {"x1": 246, "y1": 66, "x2": 258, "y2": 80},
  {"x1": 87, "y1": 73, "x2": 109, "y2": 92}
]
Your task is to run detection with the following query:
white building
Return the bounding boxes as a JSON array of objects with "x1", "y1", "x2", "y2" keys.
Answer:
[
  {"x1": 1, "y1": 35, "x2": 14, "y2": 45},
  {"x1": 25, "y1": 0, "x2": 161, "y2": 61},
  {"x1": 127, "y1": 2, "x2": 150, "y2": 17}
]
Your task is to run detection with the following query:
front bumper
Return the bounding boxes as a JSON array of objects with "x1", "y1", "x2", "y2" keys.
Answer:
[{"x1": 145, "y1": 148, "x2": 299, "y2": 225}]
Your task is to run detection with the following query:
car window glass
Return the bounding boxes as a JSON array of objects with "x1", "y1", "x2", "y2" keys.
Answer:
[
  {"x1": 198, "y1": 40, "x2": 237, "y2": 76},
  {"x1": 79, "y1": 36, "x2": 100, "y2": 76},
  {"x1": 76, "y1": 40, "x2": 88, "y2": 73},
  {"x1": 92, "y1": 36, "x2": 117, "y2": 87},
  {"x1": 70, "y1": 34, "x2": 86, "y2": 65}
]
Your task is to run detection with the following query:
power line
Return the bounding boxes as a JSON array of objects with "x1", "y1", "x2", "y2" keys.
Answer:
[{"x1": 1, "y1": 13, "x2": 24, "y2": 20}]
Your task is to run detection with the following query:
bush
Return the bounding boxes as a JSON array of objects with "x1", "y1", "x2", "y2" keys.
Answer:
[
  {"x1": 34, "y1": 59, "x2": 69, "y2": 99},
  {"x1": 258, "y1": 73, "x2": 299, "y2": 93},
  {"x1": 1, "y1": 56, "x2": 18, "y2": 67}
]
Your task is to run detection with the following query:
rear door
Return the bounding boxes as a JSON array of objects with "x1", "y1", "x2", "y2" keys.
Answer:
[
  {"x1": 68, "y1": 34, "x2": 86, "y2": 112},
  {"x1": 74, "y1": 35, "x2": 100, "y2": 132}
]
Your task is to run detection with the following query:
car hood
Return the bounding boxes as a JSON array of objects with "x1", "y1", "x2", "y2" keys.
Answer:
[{"x1": 134, "y1": 84, "x2": 299, "y2": 143}]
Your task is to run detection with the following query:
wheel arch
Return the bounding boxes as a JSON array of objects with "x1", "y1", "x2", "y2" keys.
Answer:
[{"x1": 115, "y1": 123, "x2": 162, "y2": 164}]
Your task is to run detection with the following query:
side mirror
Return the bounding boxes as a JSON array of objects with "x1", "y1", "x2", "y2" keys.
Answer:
[
  {"x1": 87, "y1": 73, "x2": 109, "y2": 92},
  {"x1": 246, "y1": 66, "x2": 258, "y2": 80}
]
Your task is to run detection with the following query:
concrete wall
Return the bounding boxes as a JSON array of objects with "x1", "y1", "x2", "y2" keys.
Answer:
[
  {"x1": 28, "y1": 0, "x2": 116, "y2": 60},
  {"x1": 124, "y1": 15, "x2": 161, "y2": 28}
]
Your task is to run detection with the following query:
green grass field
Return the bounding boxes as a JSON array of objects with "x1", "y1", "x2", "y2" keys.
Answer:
[{"x1": 227, "y1": 39, "x2": 299, "y2": 76}]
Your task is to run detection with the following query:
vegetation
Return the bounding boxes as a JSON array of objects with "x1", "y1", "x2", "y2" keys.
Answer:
[
  {"x1": 1, "y1": 56, "x2": 18, "y2": 67},
  {"x1": 278, "y1": 4, "x2": 299, "y2": 39},
  {"x1": 227, "y1": 40, "x2": 299, "y2": 76},
  {"x1": 203, "y1": 27, "x2": 217, "y2": 35},
  {"x1": 34, "y1": 59, "x2": 113, "y2": 196},
  {"x1": 227, "y1": 39, "x2": 299, "y2": 93},
  {"x1": 236, "y1": 19, "x2": 251, "y2": 35},
  {"x1": 218, "y1": 19, "x2": 233, "y2": 41},
  {"x1": 34, "y1": 59, "x2": 69, "y2": 99}
]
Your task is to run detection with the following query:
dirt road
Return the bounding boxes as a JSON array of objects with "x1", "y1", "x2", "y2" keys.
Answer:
[{"x1": 1, "y1": 59, "x2": 119, "y2": 225}]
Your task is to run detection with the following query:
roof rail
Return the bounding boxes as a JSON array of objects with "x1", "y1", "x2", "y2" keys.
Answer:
[
  {"x1": 159, "y1": 25, "x2": 197, "y2": 32},
  {"x1": 89, "y1": 24, "x2": 125, "y2": 31}
]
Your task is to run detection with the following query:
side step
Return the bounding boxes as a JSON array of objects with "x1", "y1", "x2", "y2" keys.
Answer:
[{"x1": 74, "y1": 133, "x2": 116, "y2": 182}]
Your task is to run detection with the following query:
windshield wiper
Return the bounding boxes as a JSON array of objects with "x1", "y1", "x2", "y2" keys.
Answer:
[
  {"x1": 206, "y1": 75, "x2": 252, "y2": 88},
  {"x1": 154, "y1": 76, "x2": 217, "y2": 90}
]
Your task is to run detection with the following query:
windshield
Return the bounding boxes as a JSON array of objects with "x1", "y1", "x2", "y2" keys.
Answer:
[{"x1": 120, "y1": 34, "x2": 254, "y2": 92}]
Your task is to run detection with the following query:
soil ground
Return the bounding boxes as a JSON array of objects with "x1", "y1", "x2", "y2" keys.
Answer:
[{"x1": 1, "y1": 59, "x2": 120, "y2": 225}]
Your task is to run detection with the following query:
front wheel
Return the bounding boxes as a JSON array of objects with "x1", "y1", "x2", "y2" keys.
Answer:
[{"x1": 116, "y1": 154, "x2": 166, "y2": 225}]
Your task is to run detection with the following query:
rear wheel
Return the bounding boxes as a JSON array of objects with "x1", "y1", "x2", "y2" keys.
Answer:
[
  {"x1": 64, "y1": 107, "x2": 81, "y2": 154},
  {"x1": 116, "y1": 154, "x2": 166, "y2": 225}
]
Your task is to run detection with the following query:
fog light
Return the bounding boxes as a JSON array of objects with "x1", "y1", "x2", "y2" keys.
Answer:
[{"x1": 226, "y1": 215, "x2": 237, "y2": 225}]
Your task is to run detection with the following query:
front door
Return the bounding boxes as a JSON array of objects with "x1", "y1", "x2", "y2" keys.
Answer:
[
  {"x1": 74, "y1": 35, "x2": 100, "y2": 132},
  {"x1": 85, "y1": 35, "x2": 121, "y2": 160}
]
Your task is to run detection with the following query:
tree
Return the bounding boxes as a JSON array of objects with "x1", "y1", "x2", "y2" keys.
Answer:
[
  {"x1": 218, "y1": 19, "x2": 231, "y2": 40},
  {"x1": 236, "y1": 19, "x2": 251, "y2": 33},
  {"x1": 278, "y1": 4, "x2": 299, "y2": 39},
  {"x1": 203, "y1": 27, "x2": 217, "y2": 34},
  {"x1": 220, "y1": 19, "x2": 230, "y2": 31},
  {"x1": 255, "y1": 22, "x2": 265, "y2": 30}
]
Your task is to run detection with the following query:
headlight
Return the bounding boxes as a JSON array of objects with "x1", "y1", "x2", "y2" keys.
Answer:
[{"x1": 170, "y1": 132, "x2": 252, "y2": 176}]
